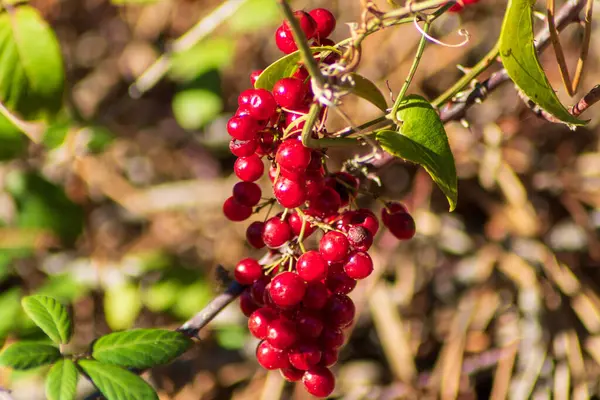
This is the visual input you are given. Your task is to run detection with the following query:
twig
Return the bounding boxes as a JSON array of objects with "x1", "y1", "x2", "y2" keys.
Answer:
[
  {"x1": 128, "y1": 0, "x2": 249, "y2": 98},
  {"x1": 0, "y1": 99, "x2": 46, "y2": 143},
  {"x1": 571, "y1": 84, "x2": 600, "y2": 116}
]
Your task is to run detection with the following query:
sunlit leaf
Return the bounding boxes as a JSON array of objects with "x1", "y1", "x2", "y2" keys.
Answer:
[
  {"x1": 499, "y1": 0, "x2": 586, "y2": 126},
  {"x1": 172, "y1": 89, "x2": 222, "y2": 130},
  {"x1": 21, "y1": 295, "x2": 72, "y2": 344},
  {"x1": 45, "y1": 359, "x2": 79, "y2": 400},
  {"x1": 0, "y1": 342, "x2": 61, "y2": 370},
  {"x1": 350, "y1": 73, "x2": 388, "y2": 111},
  {"x1": 78, "y1": 360, "x2": 158, "y2": 400},
  {"x1": 170, "y1": 38, "x2": 235, "y2": 82},
  {"x1": 377, "y1": 95, "x2": 457, "y2": 211},
  {"x1": 0, "y1": 288, "x2": 22, "y2": 340},
  {"x1": 104, "y1": 282, "x2": 142, "y2": 331}
]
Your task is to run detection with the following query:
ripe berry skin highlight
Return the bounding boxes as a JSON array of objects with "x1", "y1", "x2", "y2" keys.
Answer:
[
  {"x1": 227, "y1": 116, "x2": 259, "y2": 141},
  {"x1": 234, "y1": 155, "x2": 264, "y2": 182},
  {"x1": 234, "y1": 258, "x2": 263, "y2": 285},
  {"x1": 302, "y1": 366, "x2": 336, "y2": 398},
  {"x1": 269, "y1": 271, "x2": 306, "y2": 307},
  {"x1": 309, "y1": 8, "x2": 336, "y2": 38},
  {"x1": 223, "y1": 196, "x2": 252, "y2": 222},
  {"x1": 297, "y1": 250, "x2": 328, "y2": 282},
  {"x1": 319, "y1": 231, "x2": 350, "y2": 262},
  {"x1": 262, "y1": 217, "x2": 292, "y2": 248},
  {"x1": 273, "y1": 78, "x2": 308, "y2": 110}
]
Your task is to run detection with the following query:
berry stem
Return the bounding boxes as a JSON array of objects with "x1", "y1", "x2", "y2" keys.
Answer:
[
  {"x1": 277, "y1": 0, "x2": 326, "y2": 89},
  {"x1": 301, "y1": 103, "x2": 362, "y2": 149}
]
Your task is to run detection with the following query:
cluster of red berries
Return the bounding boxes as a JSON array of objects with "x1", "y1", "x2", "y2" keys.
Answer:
[
  {"x1": 448, "y1": 0, "x2": 480, "y2": 12},
  {"x1": 222, "y1": 8, "x2": 416, "y2": 398}
]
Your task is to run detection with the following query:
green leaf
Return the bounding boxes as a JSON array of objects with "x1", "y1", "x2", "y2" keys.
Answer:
[
  {"x1": 170, "y1": 38, "x2": 235, "y2": 82},
  {"x1": 377, "y1": 95, "x2": 457, "y2": 211},
  {"x1": 172, "y1": 279, "x2": 211, "y2": 319},
  {"x1": 350, "y1": 73, "x2": 388, "y2": 111},
  {"x1": 215, "y1": 325, "x2": 247, "y2": 350},
  {"x1": 78, "y1": 360, "x2": 158, "y2": 400},
  {"x1": 21, "y1": 295, "x2": 72, "y2": 344},
  {"x1": 103, "y1": 282, "x2": 142, "y2": 331},
  {"x1": 499, "y1": 0, "x2": 585, "y2": 127},
  {"x1": 0, "y1": 6, "x2": 64, "y2": 130},
  {"x1": 45, "y1": 359, "x2": 79, "y2": 400},
  {"x1": 0, "y1": 288, "x2": 22, "y2": 340},
  {"x1": 92, "y1": 329, "x2": 192, "y2": 369},
  {"x1": 254, "y1": 46, "x2": 338, "y2": 91},
  {"x1": 0, "y1": 342, "x2": 61, "y2": 370},
  {"x1": 172, "y1": 89, "x2": 222, "y2": 130},
  {"x1": 228, "y1": 0, "x2": 279, "y2": 33}
]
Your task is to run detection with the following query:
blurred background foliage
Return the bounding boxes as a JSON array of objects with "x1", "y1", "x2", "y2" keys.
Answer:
[{"x1": 0, "y1": 0, "x2": 599, "y2": 399}]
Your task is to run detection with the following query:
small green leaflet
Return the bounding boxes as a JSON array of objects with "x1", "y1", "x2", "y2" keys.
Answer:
[
  {"x1": 0, "y1": 6, "x2": 64, "y2": 132},
  {"x1": 350, "y1": 73, "x2": 388, "y2": 111},
  {"x1": 0, "y1": 342, "x2": 61, "y2": 370},
  {"x1": 21, "y1": 295, "x2": 72, "y2": 344},
  {"x1": 254, "y1": 47, "x2": 338, "y2": 91},
  {"x1": 499, "y1": 0, "x2": 585, "y2": 127},
  {"x1": 78, "y1": 360, "x2": 158, "y2": 400},
  {"x1": 92, "y1": 329, "x2": 192, "y2": 369},
  {"x1": 46, "y1": 359, "x2": 79, "y2": 400},
  {"x1": 377, "y1": 95, "x2": 457, "y2": 211}
]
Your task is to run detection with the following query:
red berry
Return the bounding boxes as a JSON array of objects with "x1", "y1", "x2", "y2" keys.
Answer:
[
  {"x1": 223, "y1": 196, "x2": 252, "y2": 221},
  {"x1": 239, "y1": 289, "x2": 259, "y2": 317},
  {"x1": 229, "y1": 138, "x2": 258, "y2": 157},
  {"x1": 281, "y1": 367, "x2": 304, "y2": 382},
  {"x1": 293, "y1": 67, "x2": 309, "y2": 82},
  {"x1": 296, "y1": 310, "x2": 324, "y2": 339},
  {"x1": 234, "y1": 154, "x2": 264, "y2": 182},
  {"x1": 320, "y1": 349, "x2": 338, "y2": 367},
  {"x1": 250, "y1": 69, "x2": 263, "y2": 87},
  {"x1": 326, "y1": 172, "x2": 359, "y2": 207},
  {"x1": 246, "y1": 89, "x2": 278, "y2": 120},
  {"x1": 319, "y1": 231, "x2": 350, "y2": 262},
  {"x1": 275, "y1": 139, "x2": 311, "y2": 173},
  {"x1": 297, "y1": 251, "x2": 328, "y2": 282},
  {"x1": 339, "y1": 208, "x2": 380, "y2": 236},
  {"x1": 273, "y1": 78, "x2": 308, "y2": 110},
  {"x1": 269, "y1": 271, "x2": 306, "y2": 307},
  {"x1": 303, "y1": 281, "x2": 329, "y2": 310},
  {"x1": 326, "y1": 271, "x2": 356, "y2": 295},
  {"x1": 323, "y1": 294, "x2": 355, "y2": 328},
  {"x1": 308, "y1": 186, "x2": 341, "y2": 216},
  {"x1": 285, "y1": 107, "x2": 310, "y2": 131},
  {"x1": 275, "y1": 25, "x2": 297, "y2": 54},
  {"x1": 346, "y1": 225, "x2": 373, "y2": 251},
  {"x1": 251, "y1": 276, "x2": 271, "y2": 305},
  {"x1": 381, "y1": 202, "x2": 416, "y2": 240},
  {"x1": 262, "y1": 216, "x2": 292, "y2": 248},
  {"x1": 317, "y1": 37, "x2": 335, "y2": 47},
  {"x1": 343, "y1": 251, "x2": 373, "y2": 280},
  {"x1": 448, "y1": 0, "x2": 464, "y2": 12},
  {"x1": 232, "y1": 181, "x2": 262, "y2": 207},
  {"x1": 234, "y1": 258, "x2": 263, "y2": 285},
  {"x1": 302, "y1": 367, "x2": 335, "y2": 398},
  {"x1": 267, "y1": 318, "x2": 298, "y2": 349},
  {"x1": 309, "y1": 8, "x2": 336, "y2": 38},
  {"x1": 273, "y1": 176, "x2": 306, "y2": 208},
  {"x1": 256, "y1": 129, "x2": 279, "y2": 157},
  {"x1": 227, "y1": 116, "x2": 259, "y2": 140},
  {"x1": 256, "y1": 340, "x2": 290, "y2": 370},
  {"x1": 320, "y1": 327, "x2": 344, "y2": 349},
  {"x1": 283, "y1": 11, "x2": 317, "y2": 39},
  {"x1": 249, "y1": 308, "x2": 278, "y2": 339},
  {"x1": 288, "y1": 342, "x2": 322, "y2": 370},
  {"x1": 246, "y1": 221, "x2": 266, "y2": 249},
  {"x1": 288, "y1": 211, "x2": 316, "y2": 238}
]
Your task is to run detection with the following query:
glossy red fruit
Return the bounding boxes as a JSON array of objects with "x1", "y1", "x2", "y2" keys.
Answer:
[
  {"x1": 343, "y1": 251, "x2": 374, "y2": 279},
  {"x1": 320, "y1": 327, "x2": 344, "y2": 349},
  {"x1": 381, "y1": 202, "x2": 416, "y2": 240},
  {"x1": 256, "y1": 340, "x2": 290, "y2": 370},
  {"x1": 326, "y1": 172, "x2": 359, "y2": 207},
  {"x1": 293, "y1": 67, "x2": 309, "y2": 82},
  {"x1": 275, "y1": 139, "x2": 311, "y2": 174},
  {"x1": 346, "y1": 225, "x2": 373, "y2": 251},
  {"x1": 308, "y1": 186, "x2": 342, "y2": 216},
  {"x1": 288, "y1": 342, "x2": 322, "y2": 370},
  {"x1": 229, "y1": 138, "x2": 258, "y2": 157},
  {"x1": 262, "y1": 216, "x2": 292, "y2": 248},
  {"x1": 303, "y1": 281, "x2": 329, "y2": 310},
  {"x1": 251, "y1": 276, "x2": 271, "y2": 305},
  {"x1": 273, "y1": 78, "x2": 309, "y2": 110},
  {"x1": 303, "y1": 367, "x2": 335, "y2": 398},
  {"x1": 323, "y1": 294, "x2": 355, "y2": 328},
  {"x1": 320, "y1": 349, "x2": 338, "y2": 367},
  {"x1": 305, "y1": 175, "x2": 325, "y2": 200},
  {"x1": 267, "y1": 318, "x2": 298, "y2": 349},
  {"x1": 285, "y1": 107, "x2": 310, "y2": 131},
  {"x1": 275, "y1": 25, "x2": 297, "y2": 54},
  {"x1": 255, "y1": 129, "x2": 279, "y2": 157},
  {"x1": 239, "y1": 289, "x2": 259, "y2": 317},
  {"x1": 319, "y1": 231, "x2": 350, "y2": 262},
  {"x1": 326, "y1": 271, "x2": 356, "y2": 295},
  {"x1": 246, "y1": 221, "x2": 266, "y2": 249},
  {"x1": 248, "y1": 308, "x2": 278, "y2": 339},
  {"x1": 246, "y1": 89, "x2": 278, "y2": 120},
  {"x1": 234, "y1": 154, "x2": 264, "y2": 182},
  {"x1": 223, "y1": 196, "x2": 252, "y2": 221},
  {"x1": 281, "y1": 367, "x2": 304, "y2": 382},
  {"x1": 296, "y1": 310, "x2": 324, "y2": 339},
  {"x1": 288, "y1": 211, "x2": 316, "y2": 238},
  {"x1": 309, "y1": 8, "x2": 336, "y2": 38},
  {"x1": 273, "y1": 176, "x2": 306, "y2": 208},
  {"x1": 283, "y1": 11, "x2": 317, "y2": 39},
  {"x1": 449, "y1": 0, "x2": 478, "y2": 12},
  {"x1": 234, "y1": 258, "x2": 263, "y2": 285},
  {"x1": 250, "y1": 69, "x2": 263, "y2": 87},
  {"x1": 269, "y1": 271, "x2": 307, "y2": 307},
  {"x1": 227, "y1": 116, "x2": 259, "y2": 140},
  {"x1": 297, "y1": 251, "x2": 328, "y2": 282},
  {"x1": 232, "y1": 182, "x2": 262, "y2": 207}
]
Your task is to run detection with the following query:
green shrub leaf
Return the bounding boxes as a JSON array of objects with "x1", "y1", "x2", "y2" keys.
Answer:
[
  {"x1": 92, "y1": 329, "x2": 192, "y2": 369},
  {"x1": 0, "y1": 342, "x2": 61, "y2": 370},
  {"x1": 0, "y1": 288, "x2": 22, "y2": 341},
  {"x1": 21, "y1": 295, "x2": 72, "y2": 344},
  {"x1": 172, "y1": 89, "x2": 222, "y2": 130},
  {"x1": 78, "y1": 360, "x2": 158, "y2": 400},
  {"x1": 499, "y1": 0, "x2": 585, "y2": 127},
  {"x1": 45, "y1": 359, "x2": 79, "y2": 400},
  {"x1": 103, "y1": 282, "x2": 142, "y2": 331},
  {"x1": 0, "y1": 6, "x2": 64, "y2": 131},
  {"x1": 377, "y1": 95, "x2": 457, "y2": 211},
  {"x1": 350, "y1": 74, "x2": 388, "y2": 111},
  {"x1": 254, "y1": 46, "x2": 338, "y2": 91}
]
